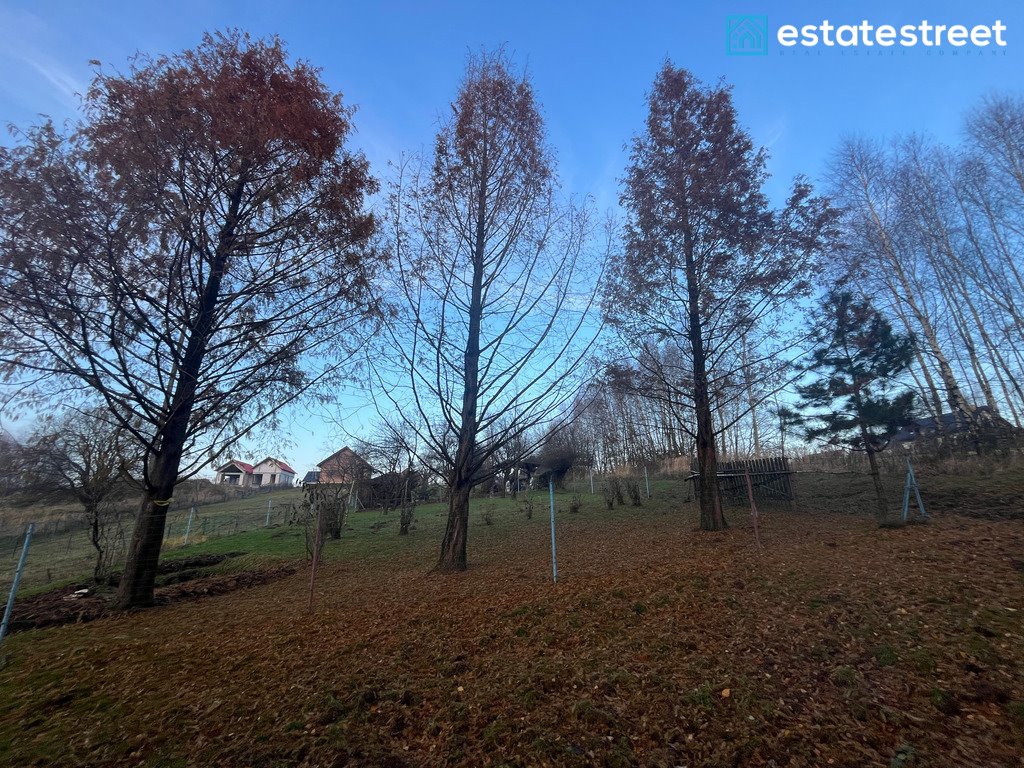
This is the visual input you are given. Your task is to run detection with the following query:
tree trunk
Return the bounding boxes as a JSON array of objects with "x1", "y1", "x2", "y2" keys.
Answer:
[
  {"x1": 438, "y1": 480, "x2": 472, "y2": 571},
  {"x1": 115, "y1": 461, "x2": 177, "y2": 608},
  {"x1": 437, "y1": 150, "x2": 486, "y2": 571},
  {"x1": 113, "y1": 175, "x2": 244, "y2": 609},
  {"x1": 684, "y1": 228, "x2": 725, "y2": 531},
  {"x1": 865, "y1": 445, "x2": 891, "y2": 525},
  {"x1": 86, "y1": 501, "x2": 104, "y2": 583}
]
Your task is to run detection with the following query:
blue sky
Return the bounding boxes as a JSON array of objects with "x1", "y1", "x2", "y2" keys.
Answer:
[{"x1": 1, "y1": 0, "x2": 1020, "y2": 476}]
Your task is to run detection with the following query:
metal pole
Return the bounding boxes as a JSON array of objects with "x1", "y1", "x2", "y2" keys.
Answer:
[
  {"x1": 0, "y1": 523, "x2": 35, "y2": 648},
  {"x1": 265, "y1": 498, "x2": 272, "y2": 527},
  {"x1": 905, "y1": 458, "x2": 928, "y2": 521},
  {"x1": 548, "y1": 477, "x2": 558, "y2": 584},
  {"x1": 901, "y1": 463, "x2": 912, "y2": 523},
  {"x1": 183, "y1": 506, "x2": 195, "y2": 545},
  {"x1": 589, "y1": 469, "x2": 594, "y2": 495},
  {"x1": 644, "y1": 465, "x2": 651, "y2": 498}
]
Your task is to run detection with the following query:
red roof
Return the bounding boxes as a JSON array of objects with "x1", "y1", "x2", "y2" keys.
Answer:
[
  {"x1": 217, "y1": 460, "x2": 254, "y2": 474},
  {"x1": 255, "y1": 457, "x2": 296, "y2": 475}
]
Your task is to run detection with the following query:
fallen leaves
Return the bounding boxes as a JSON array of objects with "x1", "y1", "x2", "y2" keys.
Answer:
[{"x1": 1, "y1": 508, "x2": 1023, "y2": 767}]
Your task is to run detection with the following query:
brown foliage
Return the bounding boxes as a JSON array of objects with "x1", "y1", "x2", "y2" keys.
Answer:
[
  {"x1": 0, "y1": 30, "x2": 381, "y2": 608},
  {"x1": 607, "y1": 62, "x2": 839, "y2": 532}
]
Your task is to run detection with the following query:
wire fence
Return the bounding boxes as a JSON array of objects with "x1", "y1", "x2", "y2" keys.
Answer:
[
  {"x1": 0, "y1": 493, "x2": 302, "y2": 598},
  {"x1": 2, "y1": 449, "x2": 1019, "y2": 635}
]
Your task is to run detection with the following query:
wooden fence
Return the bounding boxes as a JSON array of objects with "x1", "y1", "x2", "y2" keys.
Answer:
[{"x1": 689, "y1": 456, "x2": 794, "y2": 505}]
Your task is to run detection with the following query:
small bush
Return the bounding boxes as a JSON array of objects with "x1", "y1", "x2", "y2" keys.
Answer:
[
  {"x1": 602, "y1": 482, "x2": 615, "y2": 510},
  {"x1": 569, "y1": 494, "x2": 582, "y2": 514},
  {"x1": 603, "y1": 476, "x2": 624, "y2": 508},
  {"x1": 626, "y1": 479, "x2": 642, "y2": 506}
]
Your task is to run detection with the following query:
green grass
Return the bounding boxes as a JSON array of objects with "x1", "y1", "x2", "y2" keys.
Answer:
[
  {"x1": 4, "y1": 479, "x2": 693, "y2": 597},
  {"x1": 2, "y1": 487, "x2": 307, "y2": 595}
]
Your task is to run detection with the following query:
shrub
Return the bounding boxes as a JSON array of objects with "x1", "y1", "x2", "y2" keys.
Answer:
[{"x1": 626, "y1": 479, "x2": 642, "y2": 506}]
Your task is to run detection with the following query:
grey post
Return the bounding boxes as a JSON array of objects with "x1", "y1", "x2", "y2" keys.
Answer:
[
  {"x1": 183, "y1": 506, "x2": 196, "y2": 545},
  {"x1": 265, "y1": 498, "x2": 272, "y2": 527},
  {"x1": 548, "y1": 476, "x2": 558, "y2": 583},
  {"x1": 0, "y1": 523, "x2": 35, "y2": 649},
  {"x1": 644, "y1": 464, "x2": 651, "y2": 498},
  {"x1": 589, "y1": 469, "x2": 594, "y2": 495},
  {"x1": 902, "y1": 458, "x2": 928, "y2": 523}
]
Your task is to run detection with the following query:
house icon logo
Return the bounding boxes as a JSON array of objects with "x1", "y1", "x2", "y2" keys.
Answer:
[{"x1": 727, "y1": 15, "x2": 769, "y2": 56}]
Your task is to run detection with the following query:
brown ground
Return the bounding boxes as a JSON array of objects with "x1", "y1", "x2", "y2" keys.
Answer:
[
  {"x1": 1, "y1": 507, "x2": 1022, "y2": 768},
  {"x1": 5, "y1": 556, "x2": 296, "y2": 634}
]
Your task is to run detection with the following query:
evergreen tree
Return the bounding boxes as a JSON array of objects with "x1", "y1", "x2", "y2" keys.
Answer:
[{"x1": 790, "y1": 291, "x2": 916, "y2": 523}]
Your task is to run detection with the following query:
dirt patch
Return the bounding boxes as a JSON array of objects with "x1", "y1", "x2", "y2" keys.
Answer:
[{"x1": 6, "y1": 560, "x2": 295, "y2": 634}]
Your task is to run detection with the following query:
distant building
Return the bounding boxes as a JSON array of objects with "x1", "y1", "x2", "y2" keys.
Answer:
[
  {"x1": 214, "y1": 460, "x2": 255, "y2": 486},
  {"x1": 250, "y1": 457, "x2": 297, "y2": 487},
  {"x1": 312, "y1": 447, "x2": 374, "y2": 484},
  {"x1": 892, "y1": 406, "x2": 1016, "y2": 446},
  {"x1": 214, "y1": 457, "x2": 296, "y2": 487}
]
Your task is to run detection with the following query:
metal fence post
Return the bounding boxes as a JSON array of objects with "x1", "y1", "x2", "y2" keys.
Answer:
[
  {"x1": 548, "y1": 476, "x2": 558, "y2": 584},
  {"x1": 265, "y1": 498, "x2": 272, "y2": 527},
  {"x1": 589, "y1": 469, "x2": 594, "y2": 495},
  {"x1": 0, "y1": 523, "x2": 35, "y2": 649},
  {"x1": 183, "y1": 506, "x2": 195, "y2": 545},
  {"x1": 902, "y1": 458, "x2": 928, "y2": 523},
  {"x1": 644, "y1": 464, "x2": 651, "y2": 498}
]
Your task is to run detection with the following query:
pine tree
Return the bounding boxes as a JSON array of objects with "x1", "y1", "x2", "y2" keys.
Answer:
[{"x1": 791, "y1": 291, "x2": 916, "y2": 524}]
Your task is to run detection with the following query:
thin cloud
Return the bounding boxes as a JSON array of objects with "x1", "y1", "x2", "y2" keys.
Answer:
[{"x1": 0, "y1": 6, "x2": 85, "y2": 110}]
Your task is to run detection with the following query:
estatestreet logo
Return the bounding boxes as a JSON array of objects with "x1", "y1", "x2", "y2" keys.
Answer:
[
  {"x1": 727, "y1": 17, "x2": 1008, "y2": 55},
  {"x1": 727, "y1": 15, "x2": 769, "y2": 56}
]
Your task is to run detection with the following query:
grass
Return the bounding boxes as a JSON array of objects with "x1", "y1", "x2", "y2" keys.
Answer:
[
  {"x1": 1, "y1": 487, "x2": 307, "y2": 596},
  {"x1": 5, "y1": 478, "x2": 695, "y2": 597}
]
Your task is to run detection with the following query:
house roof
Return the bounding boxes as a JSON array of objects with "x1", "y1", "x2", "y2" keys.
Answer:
[
  {"x1": 255, "y1": 457, "x2": 297, "y2": 475},
  {"x1": 893, "y1": 406, "x2": 1007, "y2": 442},
  {"x1": 217, "y1": 460, "x2": 254, "y2": 474},
  {"x1": 302, "y1": 470, "x2": 321, "y2": 484},
  {"x1": 318, "y1": 446, "x2": 373, "y2": 471}
]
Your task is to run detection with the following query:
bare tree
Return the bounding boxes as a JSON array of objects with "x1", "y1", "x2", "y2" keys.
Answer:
[
  {"x1": 355, "y1": 418, "x2": 419, "y2": 518},
  {"x1": 0, "y1": 32, "x2": 382, "y2": 607},
  {"x1": 376, "y1": 51, "x2": 603, "y2": 571},
  {"x1": 606, "y1": 62, "x2": 838, "y2": 530},
  {"x1": 829, "y1": 111, "x2": 1024, "y2": 436},
  {"x1": 22, "y1": 408, "x2": 141, "y2": 581}
]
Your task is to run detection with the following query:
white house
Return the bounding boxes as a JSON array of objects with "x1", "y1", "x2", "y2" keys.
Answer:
[
  {"x1": 250, "y1": 457, "x2": 296, "y2": 487},
  {"x1": 214, "y1": 457, "x2": 296, "y2": 487}
]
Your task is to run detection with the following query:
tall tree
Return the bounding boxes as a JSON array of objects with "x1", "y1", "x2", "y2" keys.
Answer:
[
  {"x1": 607, "y1": 62, "x2": 838, "y2": 530},
  {"x1": 788, "y1": 291, "x2": 916, "y2": 524},
  {"x1": 378, "y1": 51, "x2": 602, "y2": 571},
  {"x1": 0, "y1": 32, "x2": 381, "y2": 607}
]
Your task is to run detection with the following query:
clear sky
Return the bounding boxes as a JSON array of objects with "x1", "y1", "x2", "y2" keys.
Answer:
[{"x1": 1, "y1": 0, "x2": 1020, "y2": 477}]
